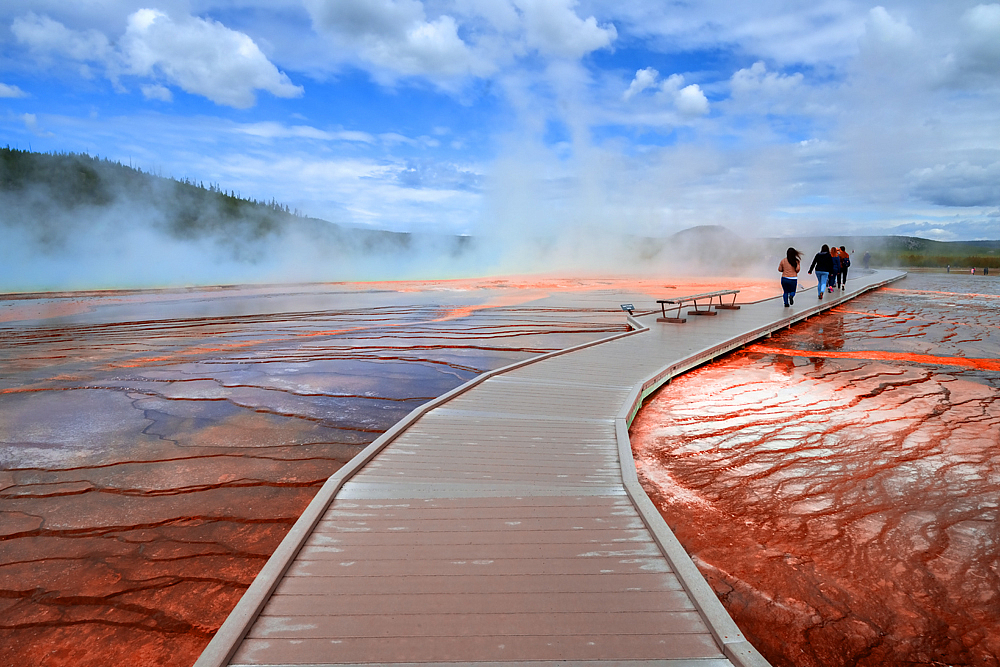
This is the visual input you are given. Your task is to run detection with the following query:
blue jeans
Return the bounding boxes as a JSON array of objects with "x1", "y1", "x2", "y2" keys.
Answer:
[
  {"x1": 815, "y1": 271, "x2": 828, "y2": 296},
  {"x1": 781, "y1": 277, "x2": 797, "y2": 306}
]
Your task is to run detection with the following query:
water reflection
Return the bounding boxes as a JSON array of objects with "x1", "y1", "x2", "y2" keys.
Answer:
[{"x1": 631, "y1": 273, "x2": 1000, "y2": 667}]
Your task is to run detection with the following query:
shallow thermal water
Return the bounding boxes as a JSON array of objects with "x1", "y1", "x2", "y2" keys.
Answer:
[
  {"x1": 631, "y1": 273, "x2": 1000, "y2": 667},
  {"x1": 0, "y1": 281, "x2": 638, "y2": 667}
]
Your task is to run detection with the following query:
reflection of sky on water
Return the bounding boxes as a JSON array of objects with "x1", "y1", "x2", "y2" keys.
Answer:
[
  {"x1": 631, "y1": 273, "x2": 1000, "y2": 667},
  {"x1": 0, "y1": 284, "x2": 629, "y2": 667}
]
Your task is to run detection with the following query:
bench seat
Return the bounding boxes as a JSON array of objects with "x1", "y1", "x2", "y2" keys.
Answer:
[{"x1": 656, "y1": 289, "x2": 740, "y2": 323}]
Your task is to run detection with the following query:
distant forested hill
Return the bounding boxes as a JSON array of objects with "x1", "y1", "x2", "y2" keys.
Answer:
[
  {"x1": 0, "y1": 147, "x2": 424, "y2": 256},
  {"x1": 0, "y1": 148, "x2": 478, "y2": 290}
]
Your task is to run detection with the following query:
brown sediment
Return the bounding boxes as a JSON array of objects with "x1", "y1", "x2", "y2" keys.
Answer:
[
  {"x1": 0, "y1": 282, "x2": 636, "y2": 667},
  {"x1": 630, "y1": 273, "x2": 1000, "y2": 667}
]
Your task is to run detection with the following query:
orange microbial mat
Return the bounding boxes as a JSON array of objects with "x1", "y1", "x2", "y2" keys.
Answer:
[{"x1": 631, "y1": 272, "x2": 1000, "y2": 667}]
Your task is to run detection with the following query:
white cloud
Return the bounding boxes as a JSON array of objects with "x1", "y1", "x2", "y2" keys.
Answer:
[
  {"x1": 623, "y1": 67, "x2": 657, "y2": 101},
  {"x1": 659, "y1": 73, "x2": 709, "y2": 116},
  {"x1": 234, "y1": 121, "x2": 375, "y2": 143},
  {"x1": 11, "y1": 9, "x2": 302, "y2": 108},
  {"x1": 728, "y1": 61, "x2": 806, "y2": 115},
  {"x1": 305, "y1": 0, "x2": 616, "y2": 82},
  {"x1": 514, "y1": 0, "x2": 617, "y2": 59},
  {"x1": 861, "y1": 6, "x2": 916, "y2": 51},
  {"x1": 675, "y1": 83, "x2": 709, "y2": 116},
  {"x1": 141, "y1": 83, "x2": 172, "y2": 102},
  {"x1": 602, "y1": 0, "x2": 868, "y2": 67},
  {"x1": 731, "y1": 61, "x2": 803, "y2": 98},
  {"x1": 0, "y1": 83, "x2": 29, "y2": 98},
  {"x1": 620, "y1": 69, "x2": 708, "y2": 116},
  {"x1": 305, "y1": 0, "x2": 481, "y2": 79},
  {"x1": 120, "y1": 9, "x2": 303, "y2": 108},
  {"x1": 856, "y1": 5, "x2": 922, "y2": 78},
  {"x1": 12, "y1": 12, "x2": 112, "y2": 63}
]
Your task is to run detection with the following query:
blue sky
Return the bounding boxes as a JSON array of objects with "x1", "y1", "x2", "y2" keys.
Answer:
[{"x1": 2, "y1": 0, "x2": 999, "y2": 241}]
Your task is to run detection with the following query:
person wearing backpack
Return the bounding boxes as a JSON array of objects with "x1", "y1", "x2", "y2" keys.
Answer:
[{"x1": 839, "y1": 246, "x2": 850, "y2": 289}]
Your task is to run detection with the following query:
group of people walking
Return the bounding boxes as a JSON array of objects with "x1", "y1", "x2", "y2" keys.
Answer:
[{"x1": 777, "y1": 244, "x2": 851, "y2": 307}]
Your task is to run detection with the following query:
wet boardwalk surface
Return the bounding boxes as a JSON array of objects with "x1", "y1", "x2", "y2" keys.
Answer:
[{"x1": 197, "y1": 270, "x2": 904, "y2": 667}]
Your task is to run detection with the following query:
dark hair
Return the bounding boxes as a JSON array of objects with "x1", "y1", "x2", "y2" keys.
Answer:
[
  {"x1": 786, "y1": 247, "x2": 802, "y2": 270},
  {"x1": 840, "y1": 246, "x2": 846, "y2": 251},
  {"x1": 821, "y1": 244, "x2": 830, "y2": 253}
]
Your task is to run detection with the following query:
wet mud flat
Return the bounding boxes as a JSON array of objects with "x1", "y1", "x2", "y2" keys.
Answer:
[
  {"x1": 631, "y1": 273, "x2": 1000, "y2": 666},
  {"x1": 0, "y1": 278, "x2": 663, "y2": 667}
]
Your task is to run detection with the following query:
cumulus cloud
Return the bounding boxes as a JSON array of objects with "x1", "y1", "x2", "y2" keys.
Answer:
[
  {"x1": 515, "y1": 0, "x2": 617, "y2": 58},
  {"x1": 305, "y1": 0, "x2": 616, "y2": 82},
  {"x1": 622, "y1": 68, "x2": 708, "y2": 116},
  {"x1": 674, "y1": 83, "x2": 709, "y2": 116},
  {"x1": 12, "y1": 12, "x2": 112, "y2": 63},
  {"x1": 120, "y1": 9, "x2": 302, "y2": 108},
  {"x1": 623, "y1": 67, "x2": 657, "y2": 100},
  {"x1": 659, "y1": 73, "x2": 709, "y2": 116},
  {"x1": 305, "y1": 0, "x2": 480, "y2": 79},
  {"x1": 0, "y1": 83, "x2": 29, "y2": 98},
  {"x1": 731, "y1": 61, "x2": 803, "y2": 98},
  {"x1": 12, "y1": 9, "x2": 302, "y2": 108}
]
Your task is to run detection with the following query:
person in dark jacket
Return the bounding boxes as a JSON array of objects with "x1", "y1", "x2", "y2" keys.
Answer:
[
  {"x1": 808, "y1": 244, "x2": 833, "y2": 299},
  {"x1": 839, "y1": 246, "x2": 850, "y2": 289}
]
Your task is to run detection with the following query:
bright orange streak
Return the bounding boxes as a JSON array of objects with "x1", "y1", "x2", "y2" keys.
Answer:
[
  {"x1": 747, "y1": 344, "x2": 1000, "y2": 371},
  {"x1": 883, "y1": 288, "x2": 1000, "y2": 299}
]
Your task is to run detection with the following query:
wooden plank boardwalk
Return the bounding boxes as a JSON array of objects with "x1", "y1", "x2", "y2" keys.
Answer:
[{"x1": 196, "y1": 269, "x2": 906, "y2": 667}]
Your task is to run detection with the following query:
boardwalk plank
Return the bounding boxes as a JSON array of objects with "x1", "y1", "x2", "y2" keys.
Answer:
[
  {"x1": 248, "y1": 611, "x2": 710, "y2": 638},
  {"x1": 285, "y1": 555, "x2": 673, "y2": 577},
  {"x1": 232, "y1": 633, "x2": 724, "y2": 664},
  {"x1": 273, "y1": 572, "x2": 683, "y2": 595}
]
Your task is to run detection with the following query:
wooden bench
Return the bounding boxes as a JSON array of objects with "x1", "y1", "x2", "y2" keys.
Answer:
[{"x1": 656, "y1": 289, "x2": 740, "y2": 323}]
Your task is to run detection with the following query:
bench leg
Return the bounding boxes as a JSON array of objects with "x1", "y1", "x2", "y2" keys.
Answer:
[
  {"x1": 688, "y1": 301, "x2": 717, "y2": 316},
  {"x1": 714, "y1": 294, "x2": 741, "y2": 310},
  {"x1": 658, "y1": 303, "x2": 687, "y2": 323}
]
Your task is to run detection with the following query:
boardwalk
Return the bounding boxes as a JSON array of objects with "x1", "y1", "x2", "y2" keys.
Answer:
[{"x1": 196, "y1": 270, "x2": 906, "y2": 667}]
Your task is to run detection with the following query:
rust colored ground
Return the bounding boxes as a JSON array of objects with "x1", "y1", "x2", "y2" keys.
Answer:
[
  {"x1": 0, "y1": 275, "x2": 767, "y2": 667},
  {"x1": 631, "y1": 273, "x2": 1000, "y2": 667}
]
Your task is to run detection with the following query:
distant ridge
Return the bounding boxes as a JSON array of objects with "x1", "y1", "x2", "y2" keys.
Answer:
[{"x1": 0, "y1": 147, "x2": 440, "y2": 255}]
